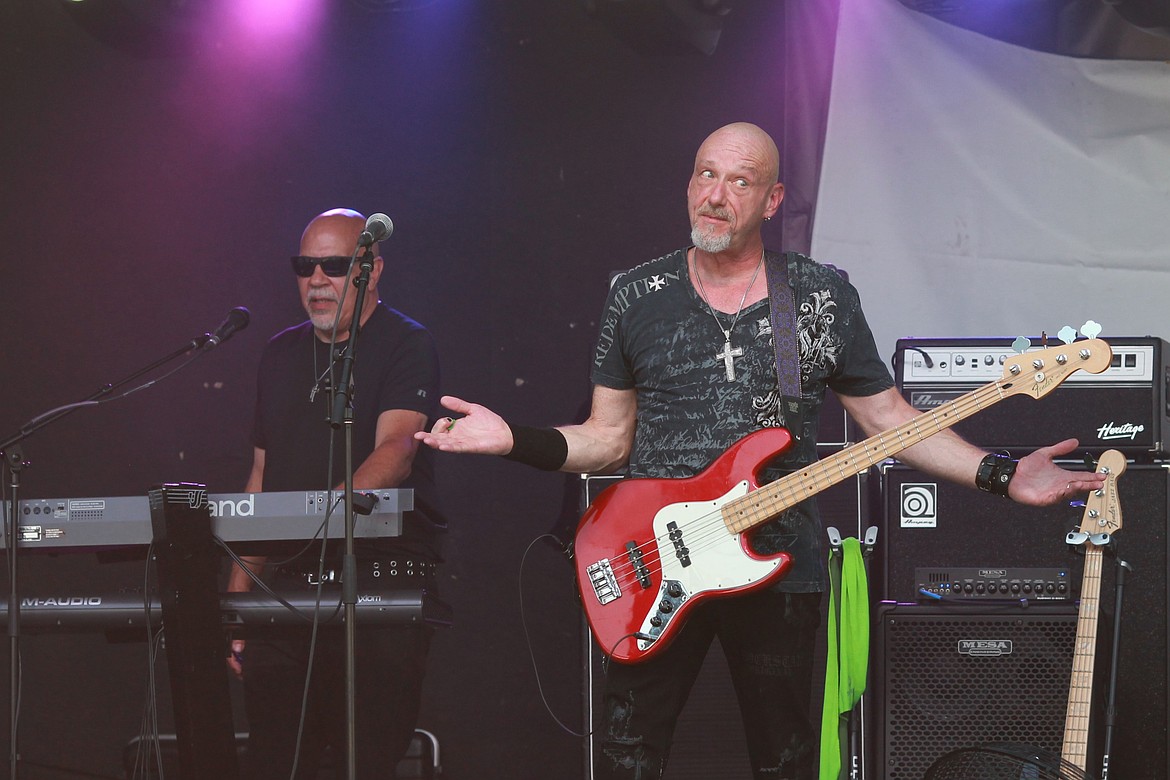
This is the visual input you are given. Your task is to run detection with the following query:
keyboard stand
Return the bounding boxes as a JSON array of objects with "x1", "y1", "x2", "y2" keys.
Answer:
[{"x1": 150, "y1": 482, "x2": 239, "y2": 779}]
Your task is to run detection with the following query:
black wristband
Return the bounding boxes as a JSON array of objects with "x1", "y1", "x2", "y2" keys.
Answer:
[
  {"x1": 502, "y1": 424, "x2": 568, "y2": 471},
  {"x1": 975, "y1": 452, "x2": 1018, "y2": 498}
]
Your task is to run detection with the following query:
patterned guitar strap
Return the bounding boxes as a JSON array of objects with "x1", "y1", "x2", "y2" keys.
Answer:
[{"x1": 763, "y1": 250, "x2": 804, "y2": 432}]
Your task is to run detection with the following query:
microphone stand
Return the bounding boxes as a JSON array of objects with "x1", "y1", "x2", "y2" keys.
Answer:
[
  {"x1": 0, "y1": 332, "x2": 216, "y2": 780},
  {"x1": 1098, "y1": 557, "x2": 1130, "y2": 780},
  {"x1": 328, "y1": 245, "x2": 375, "y2": 780},
  {"x1": 4, "y1": 445, "x2": 26, "y2": 780}
]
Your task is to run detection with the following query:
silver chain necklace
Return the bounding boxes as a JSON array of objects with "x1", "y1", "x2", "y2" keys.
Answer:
[
  {"x1": 309, "y1": 338, "x2": 348, "y2": 403},
  {"x1": 691, "y1": 249, "x2": 764, "y2": 382}
]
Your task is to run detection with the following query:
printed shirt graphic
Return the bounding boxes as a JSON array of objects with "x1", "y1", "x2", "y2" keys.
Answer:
[{"x1": 591, "y1": 249, "x2": 893, "y2": 590}]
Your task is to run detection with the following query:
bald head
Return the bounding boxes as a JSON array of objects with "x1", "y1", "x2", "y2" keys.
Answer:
[
  {"x1": 697, "y1": 123, "x2": 780, "y2": 186},
  {"x1": 301, "y1": 208, "x2": 373, "y2": 256}
]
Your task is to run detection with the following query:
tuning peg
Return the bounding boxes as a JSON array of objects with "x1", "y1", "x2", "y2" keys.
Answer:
[
  {"x1": 1082, "y1": 452, "x2": 1097, "y2": 471},
  {"x1": 1057, "y1": 326, "x2": 1077, "y2": 345},
  {"x1": 1011, "y1": 336, "x2": 1031, "y2": 354},
  {"x1": 1081, "y1": 320, "x2": 1102, "y2": 339}
]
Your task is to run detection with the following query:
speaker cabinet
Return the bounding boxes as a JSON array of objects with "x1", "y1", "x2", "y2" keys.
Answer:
[
  {"x1": 876, "y1": 462, "x2": 1169, "y2": 780},
  {"x1": 879, "y1": 463, "x2": 1094, "y2": 603},
  {"x1": 872, "y1": 603, "x2": 1079, "y2": 780}
]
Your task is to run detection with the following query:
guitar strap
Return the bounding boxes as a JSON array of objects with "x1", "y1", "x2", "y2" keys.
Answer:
[{"x1": 764, "y1": 250, "x2": 805, "y2": 436}]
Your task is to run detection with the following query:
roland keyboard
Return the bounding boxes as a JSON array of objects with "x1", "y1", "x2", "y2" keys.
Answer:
[
  {"x1": 3, "y1": 489, "x2": 411, "y2": 550},
  {"x1": 0, "y1": 584, "x2": 451, "y2": 633}
]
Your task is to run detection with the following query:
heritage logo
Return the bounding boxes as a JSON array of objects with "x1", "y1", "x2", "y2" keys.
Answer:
[{"x1": 1096, "y1": 421, "x2": 1145, "y2": 441}]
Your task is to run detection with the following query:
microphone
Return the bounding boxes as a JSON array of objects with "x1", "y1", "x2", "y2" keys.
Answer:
[
  {"x1": 203, "y1": 306, "x2": 251, "y2": 348},
  {"x1": 357, "y1": 213, "x2": 394, "y2": 247}
]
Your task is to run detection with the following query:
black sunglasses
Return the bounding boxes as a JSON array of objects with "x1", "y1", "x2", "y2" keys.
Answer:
[{"x1": 290, "y1": 255, "x2": 353, "y2": 278}]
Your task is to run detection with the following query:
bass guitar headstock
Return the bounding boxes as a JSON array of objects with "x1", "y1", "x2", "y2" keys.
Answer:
[
  {"x1": 1000, "y1": 329, "x2": 1111, "y2": 400},
  {"x1": 1075, "y1": 449, "x2": 1126, "y2": 537}
]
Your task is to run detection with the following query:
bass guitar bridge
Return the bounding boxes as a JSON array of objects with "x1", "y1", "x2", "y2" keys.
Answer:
[{"x1": 586, "y1": 558, "x2": 621, "y2": 605}]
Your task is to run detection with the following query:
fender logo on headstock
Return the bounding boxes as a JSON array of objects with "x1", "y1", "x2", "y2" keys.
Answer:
[{"x1": 1027, "y1": 373, "x2": 1060, "y2": 396}]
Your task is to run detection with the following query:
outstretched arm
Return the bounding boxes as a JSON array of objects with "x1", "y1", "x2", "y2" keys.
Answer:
[
  {"x1": 350, "y1": 408, "x2": 429, "y2": 489},
  {"x1": 414, "y1": 385, "x2": 638, "y2": 475},
  {"x1": 839, "y1": 387, "x2": 1105, "y2": 506}
]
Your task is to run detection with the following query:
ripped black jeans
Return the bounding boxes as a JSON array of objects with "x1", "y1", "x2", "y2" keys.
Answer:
[{"x1": 596, "y1": 589, "x2": 822, "y2": 780}]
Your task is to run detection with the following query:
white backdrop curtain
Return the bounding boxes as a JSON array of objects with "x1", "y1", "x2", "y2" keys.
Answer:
[{"x1": 811, "y1": 0, "x2": 1170, "y2": 362}]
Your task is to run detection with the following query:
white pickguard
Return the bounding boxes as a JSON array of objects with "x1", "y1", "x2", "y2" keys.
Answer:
[
  {"x1": 634, "y1": 481, "x2": 785, "y2": 647},
  {"x1": 653, "y1": 480, "x2": 782, "y2": 594}
]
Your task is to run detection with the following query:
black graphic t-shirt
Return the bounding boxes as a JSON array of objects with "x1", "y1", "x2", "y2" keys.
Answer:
[{"x1": 591, "y1": 248, "x2": 893, "y2": 590}]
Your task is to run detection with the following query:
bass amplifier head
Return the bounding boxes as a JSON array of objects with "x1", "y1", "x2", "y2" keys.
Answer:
[{"x1": 895, "y1": 336, "x2": 1170, "y2": 457}]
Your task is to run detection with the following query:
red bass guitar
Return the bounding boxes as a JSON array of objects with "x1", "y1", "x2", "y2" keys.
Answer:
[{"x1": 574, "y1": 339, "x2": 1112, "y2": 663}]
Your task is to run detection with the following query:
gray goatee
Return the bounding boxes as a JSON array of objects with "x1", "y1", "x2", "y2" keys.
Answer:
[{"x1": 691, "y1": 223, "x2": 732, "y2": 253}]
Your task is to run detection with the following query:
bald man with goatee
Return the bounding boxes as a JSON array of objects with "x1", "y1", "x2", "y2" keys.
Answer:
[{"x1": 414, "y1": 124, "x2": 1100, "y2": 779}]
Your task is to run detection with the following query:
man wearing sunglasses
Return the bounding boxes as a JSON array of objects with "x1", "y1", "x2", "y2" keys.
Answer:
[{"x1": 227, "y1": 208, "x2": 444, "y2": 779}]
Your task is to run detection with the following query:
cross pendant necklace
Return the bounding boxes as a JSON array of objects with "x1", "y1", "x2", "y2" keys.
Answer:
[
  {"x1": 715, "y1": 336, "x2": 743, "y2": 382},
  {"x1": 691, "y1": 249, "x2": 764, "y2": 382}
]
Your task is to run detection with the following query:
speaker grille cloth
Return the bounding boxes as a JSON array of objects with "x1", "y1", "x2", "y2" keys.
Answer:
[{"x1": 880, "y1": 613, "x2": 1076, "y2": 780}]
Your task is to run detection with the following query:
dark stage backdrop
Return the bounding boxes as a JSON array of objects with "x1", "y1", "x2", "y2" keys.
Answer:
[{"x1": 0, "y1": 1, "x2": 805, "y2": 778}]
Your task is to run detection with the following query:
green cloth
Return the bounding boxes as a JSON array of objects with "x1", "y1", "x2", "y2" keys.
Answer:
[{"x1": 819, "y1": 537, "x2": 870, "y2": 780}]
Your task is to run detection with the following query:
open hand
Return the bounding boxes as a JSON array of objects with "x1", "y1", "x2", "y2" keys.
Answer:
[
  {"x1": 413, "y1": 395, "x2": 515, "y2": 455},
  {"x1": 1009, "y1": 439, "x2": 1107, "y2": 506}
]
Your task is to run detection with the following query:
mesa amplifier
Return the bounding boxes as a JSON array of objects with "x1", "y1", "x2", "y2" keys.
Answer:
[
  {"x1": 895, "y1": 336, "x2": 1169, "y2": 457},
  {"x1": 872, "y1": 603, "x2": 1081, "y2": 780},
  {"x1": 913, "y1": 566, "x2": 1072, "y2": 601}
]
